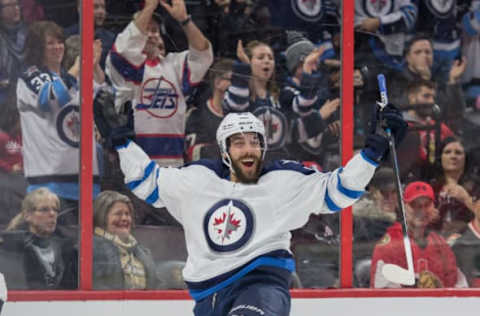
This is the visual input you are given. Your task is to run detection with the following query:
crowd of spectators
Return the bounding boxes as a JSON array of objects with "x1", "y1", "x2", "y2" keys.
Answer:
[{"x1": 0, "y1": 0, "x2": 480, "y2": 291}]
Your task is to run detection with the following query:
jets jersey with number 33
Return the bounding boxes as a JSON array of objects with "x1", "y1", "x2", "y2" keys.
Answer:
[
  {"x1": 16, "y1": 66, "x2": 99, "y2": 199},
  {"x1": 117, "y1": 140, "x2": 377, "y2": 297}
]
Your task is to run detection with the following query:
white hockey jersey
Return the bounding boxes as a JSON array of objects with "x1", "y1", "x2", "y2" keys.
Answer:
[
  {"x1": 117, "y1": 140, "x2": 377, "y2": 292},
  {"x1": 16, "y1": 66, "x2": 99, "y2": 198},
  {"x1": 106, "y1": 22, "x2": 213, "y2": 167}
]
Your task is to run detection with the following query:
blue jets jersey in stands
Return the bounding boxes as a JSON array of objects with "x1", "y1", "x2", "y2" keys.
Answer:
[
  {"x1": 16, "y1": 66, "x2": 99, "y2": 199},
  {"x1": 355, "y1": 0, "x2": 417, "y2": 69},
  {"x1": 223, "y1": 62, "x2": 292, "y2": 157},
  {"x1": 117, "y1": 140, "x2": 377, "y2": 299},
  {"x1": 417, "y1": 0, "x2": 461, "y2": 61},
  {"x1": 106, "y1": 22, "x2": 213, "y2": 167},
  {"x1": 267, "y1": 0, "x2": 339, "y2": 57},
  {"x1": 461, "y1": 0, "x2": 480, "y2": 84}
]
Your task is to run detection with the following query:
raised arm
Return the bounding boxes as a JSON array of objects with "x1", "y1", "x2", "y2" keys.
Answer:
[
  {"x1": 159, "y1": 0, "x2": 210, "y2": 51},
  {"x1": 135, "y1": 0, "x2": 159, "y2": 34}
]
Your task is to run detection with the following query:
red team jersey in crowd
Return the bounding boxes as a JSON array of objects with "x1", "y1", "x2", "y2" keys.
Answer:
[
  {"x1": 417, "y1": 120, "x2": 454, "y2": 162},
  {"x1": 0, "y1": 130, "x2": 22, "y2": 173},
  {"x1": 371, "y1": 222, "x2": 458, "y2": 288}
]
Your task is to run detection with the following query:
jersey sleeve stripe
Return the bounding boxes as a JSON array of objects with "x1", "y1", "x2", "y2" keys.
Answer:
[
  {"x1": 51, "y1": 79, "x2": 72, "y2": 107},
  {"x1": 224, "y1": 94, "x2": 249, "y2": 111},
  {"x1": 360, "y1": 150, "x2": 379, "y2": 167},
  {"x1": 126, "y1": 161, "x2": 156, "y2": 190},
  {"x1": 181, "y1": 55, "x2": 196, "y2": 96},
  {"x1": 336, "y1": 169, "x2": 364, "y2": 199},
  {"x1": 463, "y1": 11, "x2": 480, "y2": 36},
  {"x1": 400, "y1": 5, "x2": 416, "y2": 30},
  {"x1": 109, "y1": 48, "x2": 145, "y2": 84},
  {"x1": 145, "y1": 176, "x2": 160, "y2": 204},
  {"x1": 325, "y1": 188, "x2": 342, "y2": 212},
  {"x1": 38, "y1": 83, "x2": 51, "y2": 111},
  {"x1": 228, "y1": 86, "x2": 249, "y2": 98}
]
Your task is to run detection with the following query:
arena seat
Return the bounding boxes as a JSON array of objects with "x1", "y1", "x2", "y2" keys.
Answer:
[{"x1": 132, "y1": 225, "x2": 188, "y2": 262}]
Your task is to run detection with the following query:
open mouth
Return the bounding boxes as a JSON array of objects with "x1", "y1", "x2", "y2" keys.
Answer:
[
  {"x1": 115, "y1": 223, "x2": 130, "y2": 230},
  {"x1": 241, "y1": 158, "x2": 255, "y2": 168}
]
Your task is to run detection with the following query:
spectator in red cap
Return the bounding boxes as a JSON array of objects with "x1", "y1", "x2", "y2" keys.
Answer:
[{"x1": 370, "y1": 181, "x2": 467, "y2": 288}]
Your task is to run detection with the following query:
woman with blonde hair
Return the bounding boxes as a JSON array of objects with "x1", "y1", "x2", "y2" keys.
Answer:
[
  {"x1": 2, "y1": 187, "x2": 77, "y2": 289},
  {"x1": 93, "y1": 190, "x2": 158, "y2": 289}
]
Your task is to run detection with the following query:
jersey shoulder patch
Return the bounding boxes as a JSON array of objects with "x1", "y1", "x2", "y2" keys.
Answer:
[
  {"x1": 21, "y1": 66, "x2": 49, "y2": 94},
  {"x1": 183, "y1": 159, "x2": 229, "y2": 179}
]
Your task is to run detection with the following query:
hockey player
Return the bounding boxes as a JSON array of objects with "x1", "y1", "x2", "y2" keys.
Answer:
[
  {"x1": 106, "y1": 0, "x2": 213, "y2": 167},
  {"x1": 94, "y1": 89, "x2": 407, "y2": 315}
]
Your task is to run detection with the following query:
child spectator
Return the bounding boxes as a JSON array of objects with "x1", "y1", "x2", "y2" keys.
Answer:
[{"x1": 185, "y1": 58, "x2": 233, "y2": 161}]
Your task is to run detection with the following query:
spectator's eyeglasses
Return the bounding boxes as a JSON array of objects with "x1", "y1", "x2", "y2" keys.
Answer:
[
  {"x1": 0, "y1": 1, "x2": 20, "y2": 9},
  {"x1": 34, "y1": 206, "x2": 59, "y2": 214}
]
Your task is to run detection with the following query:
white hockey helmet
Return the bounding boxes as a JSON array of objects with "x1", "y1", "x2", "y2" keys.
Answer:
[{"x1": 216, "y1": 112, "x2": 267, "y2": 169}]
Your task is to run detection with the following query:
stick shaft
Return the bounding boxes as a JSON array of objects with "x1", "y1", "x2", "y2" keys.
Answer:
[
  {"x1": 377, "y1": 73, "x2": 415, "y2": 275},
  {"x1": 388, "y1": 133, "x2": 414, "y2": 274}
]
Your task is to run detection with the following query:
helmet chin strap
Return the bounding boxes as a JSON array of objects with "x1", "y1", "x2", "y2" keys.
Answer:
[{"x1": 222, "y1": 152, "x2": 235, "y2": 175}]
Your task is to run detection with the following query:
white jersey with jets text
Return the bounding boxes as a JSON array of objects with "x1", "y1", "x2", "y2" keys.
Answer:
[{"x1": 106, "y1": 22, "x2": 213, "y2": 167}]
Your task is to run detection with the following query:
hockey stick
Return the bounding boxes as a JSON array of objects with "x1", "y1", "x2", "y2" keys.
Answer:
[{"x1": 376, "y1": 74, "x2": 415, "y2": 286}]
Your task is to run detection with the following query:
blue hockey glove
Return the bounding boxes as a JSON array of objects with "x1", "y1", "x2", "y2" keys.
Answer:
[
  {"x1": 363, "y1": 133, "x2": 390, "y2": 163},
  {"x1": 382, "y1": 103, "x2": 408, "y2": 146},
  {"x1": 93, "y1": 89, "x2": 135, "y2": 149}
]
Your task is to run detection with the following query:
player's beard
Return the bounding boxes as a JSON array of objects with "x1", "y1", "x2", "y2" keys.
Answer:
[{"x1": 231, "y1": 155, "x2": 263, "y2": 184}]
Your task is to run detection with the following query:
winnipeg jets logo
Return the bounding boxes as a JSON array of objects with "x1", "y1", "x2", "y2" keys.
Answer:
[
  {"x1": 137, "y1": 77, "x2": 179, "y2": 118},
  {"x1": 253, "y1": 106, "x2": 287, "y2": 151},
  {"x1": 426, "y1": 0, "x2": 454, "y2": 18},
  {"x1": 291, "y1": 0, "x2": 324, "y2": 22},
  {"x1": 204, "y1": 199, "x2": 254, "y2": 252},
  {"x1": 56, "y1": 104, "x2": 80, "y2": 147},
  {"x1": 212, "y1": 201, "x2": 243, "y2": 242},
  {"x1": 364, "y1": 0, "x2": 392, "y2": 17}
]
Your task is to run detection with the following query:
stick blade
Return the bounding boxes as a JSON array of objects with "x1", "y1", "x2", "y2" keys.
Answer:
[{"x1": 382, "y1": 263, "x2": 415, "y2": 286}]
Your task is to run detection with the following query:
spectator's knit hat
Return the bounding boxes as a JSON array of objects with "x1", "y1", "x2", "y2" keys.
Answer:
[
  {"x1": 285, "y1": 31, "x2": 315, "y2": 74},
  {"x1": 404, "y1": 181, "x2": 434, "y2": 203},
  {"x1": 370, "y1": 167, "x2": 395, "y2": 190}
]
